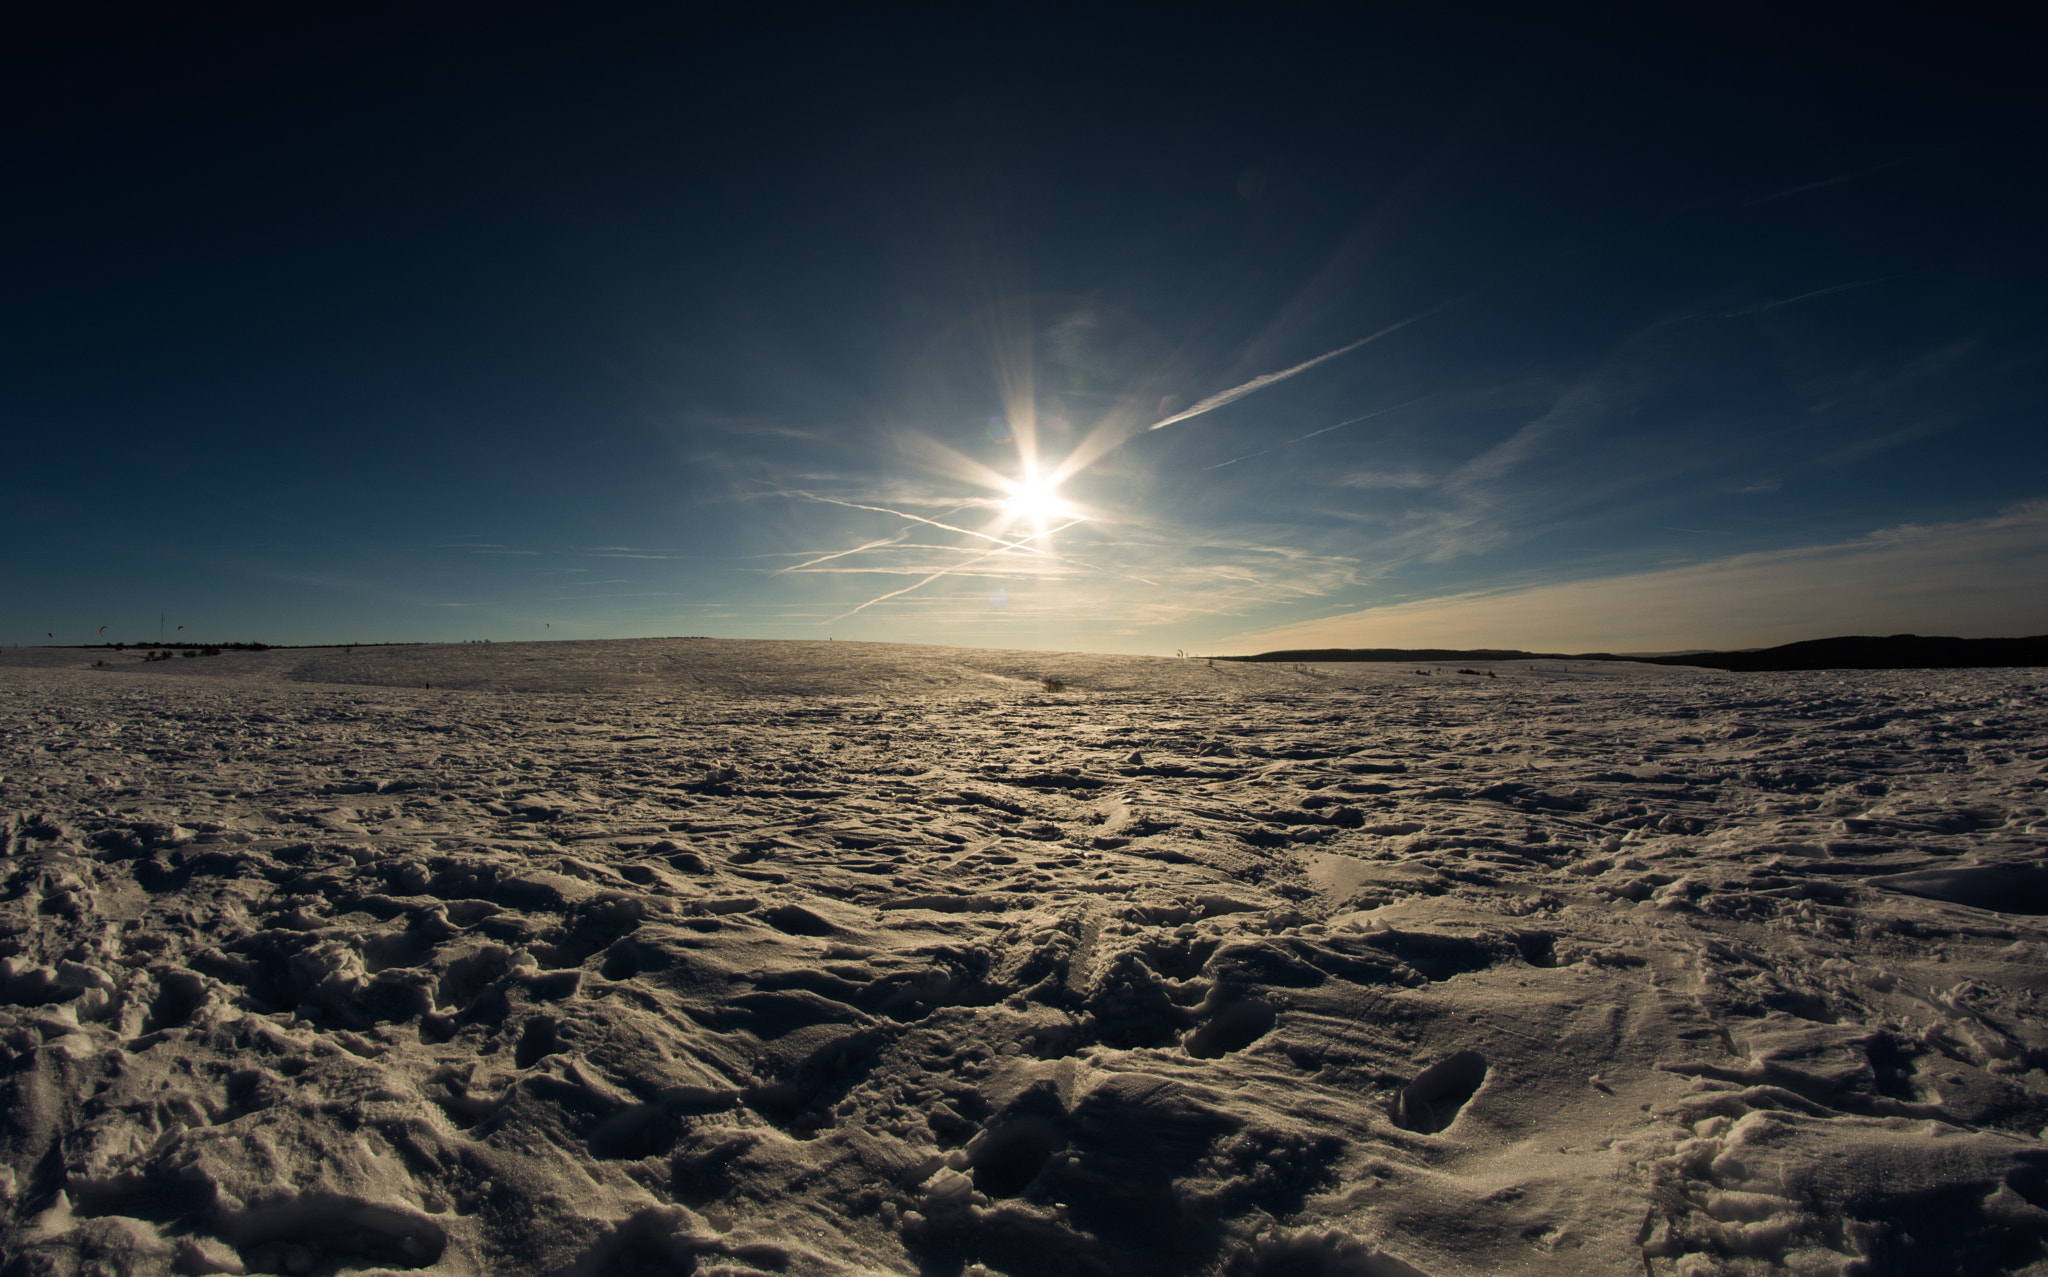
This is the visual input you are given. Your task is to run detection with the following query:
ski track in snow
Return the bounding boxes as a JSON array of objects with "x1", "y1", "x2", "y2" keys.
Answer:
[{"x1": 2, "y1": 638, "x2": 2046, "y2": 1276}]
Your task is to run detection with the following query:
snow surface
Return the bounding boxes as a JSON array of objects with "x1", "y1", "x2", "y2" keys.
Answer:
[{"x1": 2, "y1": 638, "x2": 2046, "y2": 1276}]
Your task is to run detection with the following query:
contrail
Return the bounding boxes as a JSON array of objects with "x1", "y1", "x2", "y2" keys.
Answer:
[
  {"x1": 784, "y1": 489, "x2": 1165, "y2": 621},
  {"x1": 786, "y1": 491, "x2": 1060, "y2": 558},
  {"x1": 772, "y1": 529, "x2": 914, "y2": 576},
  {"x1": 1200, "y1": 395, "x2": 1431, "y2": 470},
  {"x1": 1147, "y1": 304, "x2": 1448, "y2": 433},
  {"x1": 827, "y1": 528, "x2": 1166, "y2": 621},
  {"x1": 830, "y1": 522, "x2": 1081, "y2": 622},
  {"x1": 1724, "y1": 276, "x2": 1898, "y2": 317},
  {"x1": 1741, "y1": 158, "x2": 1906, "y2": 208},
  {"x1": 789, "y1": 301, "x2": 1456, "y2": 618}
]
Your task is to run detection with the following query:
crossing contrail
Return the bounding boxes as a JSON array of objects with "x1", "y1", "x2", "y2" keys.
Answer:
[
  {"x1": 784, "y1": 491, "x2": 1061, "y2": 558},
  {"x1": 773, "y1": 529, "x2": 915, "y2": 576},
  {"x1": 829, "y1": 521, "x2": 1081, "y2": 622}
]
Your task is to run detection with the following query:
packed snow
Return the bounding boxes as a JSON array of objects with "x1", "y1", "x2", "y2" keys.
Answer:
[{"x1": 2, "y1": 638, "x2": 2046, "y2": 1276}]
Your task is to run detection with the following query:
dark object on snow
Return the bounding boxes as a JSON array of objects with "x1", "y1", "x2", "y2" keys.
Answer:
[
  {"x1": 1395, "y1": 1050, "x2": 1488, "y2": 1133},
  {"x1": 1869, "y1": 864, "x2": 2048, "y2": 915}
]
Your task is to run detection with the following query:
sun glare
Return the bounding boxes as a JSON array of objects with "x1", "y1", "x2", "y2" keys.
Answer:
[{"x1": 1005, "y1": 477, "x2": 1070, "y2": 522}]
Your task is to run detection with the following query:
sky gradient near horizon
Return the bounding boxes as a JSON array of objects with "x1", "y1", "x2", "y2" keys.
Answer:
[{"x1": 6, "y1": 5, "x2": 2047, "y2": 654}]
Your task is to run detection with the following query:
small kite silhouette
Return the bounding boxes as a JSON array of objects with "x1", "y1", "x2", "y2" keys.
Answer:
[{"x1": 98, "y1": 626, "x2": 106, "y2": 636}]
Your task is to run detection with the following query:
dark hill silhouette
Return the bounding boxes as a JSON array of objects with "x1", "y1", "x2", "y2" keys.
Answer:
[
  {"x1": 1223, "y1": 647, "x2": 1585, "y2": 664},
  {"x1": 1225, "y1": 635, "x2": 2048, "y2": 672},
  {"x1": 1638, "y1": 634, "x2": 2048, "y2": 672}
]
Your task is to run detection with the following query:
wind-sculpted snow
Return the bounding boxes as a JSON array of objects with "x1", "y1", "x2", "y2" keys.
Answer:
[{"x1": 2, "y1": 639, "x2": 2046, "y2": 1275}]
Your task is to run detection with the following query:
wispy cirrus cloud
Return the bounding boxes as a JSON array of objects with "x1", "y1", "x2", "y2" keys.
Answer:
[
  {"x1": 1224, "y1": 501, "x2": 2048, "y2": 654},
  {"x1": 1339, "y1": 470, "x2": 1436, "y2": 490}
]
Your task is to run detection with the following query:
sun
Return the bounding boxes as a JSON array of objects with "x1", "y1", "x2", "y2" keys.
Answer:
[{"x1": 1004, "y1": 476, "x2": 1071, "y2": 522}]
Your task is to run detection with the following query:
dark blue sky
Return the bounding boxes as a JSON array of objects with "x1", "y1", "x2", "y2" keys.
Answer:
[{"x1": 7, "y1": 4, "x2": 2046, "y2": 652}]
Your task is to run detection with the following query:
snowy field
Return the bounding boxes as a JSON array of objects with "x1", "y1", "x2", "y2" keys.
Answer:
[{"x1": 3, "y1": 638, "x2": 2046, "y2": 1277}]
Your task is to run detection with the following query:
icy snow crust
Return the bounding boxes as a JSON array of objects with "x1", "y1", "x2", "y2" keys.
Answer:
[{"x1": 2, "y1": 638, "x2": 2046, "y2": 1276}]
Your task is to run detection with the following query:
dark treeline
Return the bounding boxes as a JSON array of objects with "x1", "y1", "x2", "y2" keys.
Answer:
[
  {"x1": 1225, "y1": 635, "x2": 2048, "y2": 672},
  {"x1": 53, "y1": 641, "x2": 422, "y2": 651},
  {"x1": 63, "y1": 641, "x2": 274, "y2": 652}
]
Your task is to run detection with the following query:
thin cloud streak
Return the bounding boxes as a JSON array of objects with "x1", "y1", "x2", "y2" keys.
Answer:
[
  {"x1": 1741, "y1": 158, "x2": 1908, "y2": 207},
  {"x1": 1725, "y1": 276, "x2": 1900, "y2": 317},
  {"x1": 789, "y1": 511, "x2": 1354, "y2": 627},
  {"x1": 1223, "y1": 501, "x2": 2048, "y2": 654},
  {"x1": 772, "y1": 530, "x2": 915, "y2": 576},
  {"x1": 779, "y1": 565, "x2": 1084, "y2": 577},
  {"x1": 1201, "y1": 397, "x2": 1431, "y2": 470},
  {"x1": 1146, "y1": 304, "x2": 1450, "y2": 433},
  {"x1": 784, "y1": 490, "x2": 1061, "y2": 559},
  {"x1": 828, "y1": 521, "x2": 1081, "y2": 622}
]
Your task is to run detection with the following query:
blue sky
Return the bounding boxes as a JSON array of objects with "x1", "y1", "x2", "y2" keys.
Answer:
[{"x1": 6, "y1": 5, "x2": 2046, "y2": 653}]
